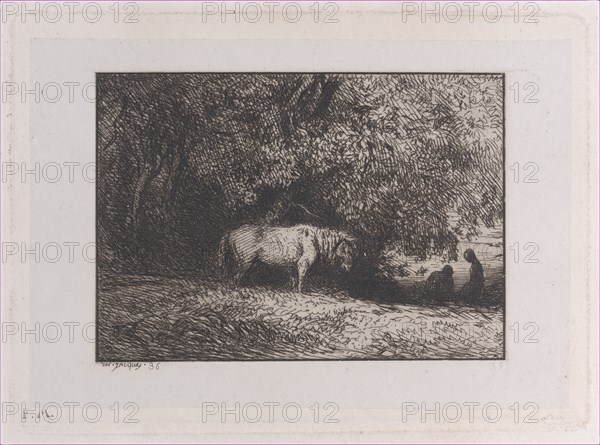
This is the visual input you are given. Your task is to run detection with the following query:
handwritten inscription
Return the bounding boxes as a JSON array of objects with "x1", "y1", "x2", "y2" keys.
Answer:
[{"x1": 101, "y1": 362, "x2": 160, "y2": 371}]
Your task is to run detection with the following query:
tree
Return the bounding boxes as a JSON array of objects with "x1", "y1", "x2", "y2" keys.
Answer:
[{"x1": 97, "y1": 73, "x2": 503, "y2": 281}]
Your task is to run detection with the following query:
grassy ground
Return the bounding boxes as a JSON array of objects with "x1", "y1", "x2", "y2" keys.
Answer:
[{"x1": 97, "y1": 273, "x2": 503, "y2": 361}]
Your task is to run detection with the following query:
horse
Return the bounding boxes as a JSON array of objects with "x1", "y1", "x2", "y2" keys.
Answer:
[{"x1": 218, "y1": 224, "x2": 357, "y2": 293}]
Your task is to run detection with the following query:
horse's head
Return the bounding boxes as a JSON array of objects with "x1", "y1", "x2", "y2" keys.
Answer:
[{"x1": 335, "y1": 237, "x2": 357, "y2": 272}]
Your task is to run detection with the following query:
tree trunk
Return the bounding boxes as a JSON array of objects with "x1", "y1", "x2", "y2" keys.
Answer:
[{"x1": 129, "y1": 165, "x2": 152, "y2": 235}]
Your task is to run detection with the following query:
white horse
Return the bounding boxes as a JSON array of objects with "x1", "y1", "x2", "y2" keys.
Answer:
[{"x1": 218, "y1": 224, "x2": 356, "y2": 292}]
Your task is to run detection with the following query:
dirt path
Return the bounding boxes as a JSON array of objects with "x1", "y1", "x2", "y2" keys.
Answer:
[{"x1": 98, "y1": 275, "x2": 503, "y2": 361}]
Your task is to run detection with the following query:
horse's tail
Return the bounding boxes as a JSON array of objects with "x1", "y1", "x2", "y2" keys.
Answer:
[{"x1": 218, "y1": 232, "x2": 231, "y2": 279}]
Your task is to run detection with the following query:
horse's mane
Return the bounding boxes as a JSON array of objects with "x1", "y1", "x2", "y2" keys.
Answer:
[{"x1": 311, "y1": 227, "x2": 349, "y2": 264}]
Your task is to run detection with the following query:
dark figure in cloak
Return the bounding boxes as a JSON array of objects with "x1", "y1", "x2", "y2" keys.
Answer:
[
  {"x1": 425, "y1": 265, "x2": 454, "y2": 302},
  {"x1": 461, "y1": 248, "x2": 484, "y2": 302}
]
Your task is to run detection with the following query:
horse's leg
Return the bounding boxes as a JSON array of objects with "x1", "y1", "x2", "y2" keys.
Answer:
[
  {"x1": 297, "y1": 261, "x2": 309, "y2": 293},
  {"x1": 297, "y1": 267, "x2": 302, "y2": 293},
  {"x1": 296, "y1": 248, "x2": 317, "y2": 293},
  {"x1": 290, "y1": 267, "x2": 297, "y2": 291},
  {"x1": 233, "y1": 258, "x2": 253, "y2": 287}
]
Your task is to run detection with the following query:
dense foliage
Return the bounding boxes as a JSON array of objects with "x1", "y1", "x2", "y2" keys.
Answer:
[{"x1": 97, "y1": 73, "x2": 503, "y2": 276}]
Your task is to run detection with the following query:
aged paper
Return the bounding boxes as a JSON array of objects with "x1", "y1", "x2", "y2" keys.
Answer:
[{"x1": 1, "y1": 1, "x2": 598, "y2": 443}]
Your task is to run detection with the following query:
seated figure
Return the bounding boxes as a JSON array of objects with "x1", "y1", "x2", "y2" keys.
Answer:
[
  {"x1": 425, "y1": 265, "x2": 454, "y2": 302},
  {"x1": 460, "y1": 248, "x2": 485, "y2": 302}
]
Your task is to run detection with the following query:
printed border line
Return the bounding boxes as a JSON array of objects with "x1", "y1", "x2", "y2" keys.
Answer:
[{"x1": 95, "y1": 71, "x2": 506, "y2": 363}]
